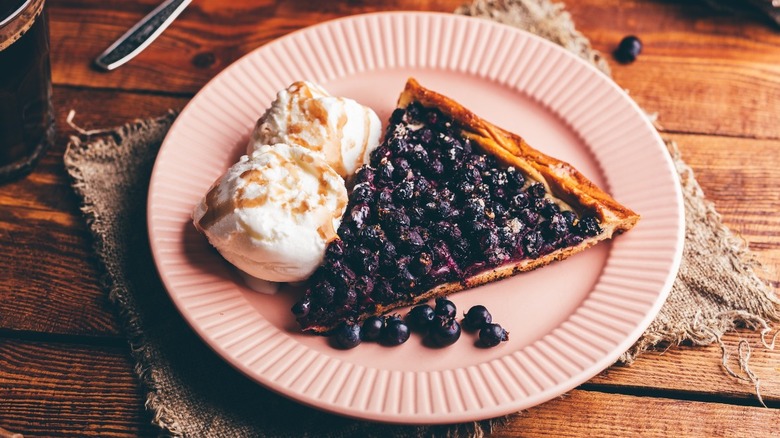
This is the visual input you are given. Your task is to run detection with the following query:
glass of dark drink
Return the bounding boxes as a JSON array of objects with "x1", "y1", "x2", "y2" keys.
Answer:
[{"x1": 0, "y1": 0, "x2": 54, "y2": 183}]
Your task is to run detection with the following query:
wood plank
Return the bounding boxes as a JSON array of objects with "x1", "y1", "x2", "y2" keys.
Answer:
[
  {"x1": 45, "y1": 0, "x2": 780, "y2": 139},
  {"x1": 579, "y1": 133, "x2": 779, "y2": 403},
  {"x1": 2, "y1": 1, "x2": 775, "y2": 435},
  {"x1": 493, "y1": 390, "x2": 780, "y2": 438},
  {"x1": 48, "y1": 0, "x2": 461, "y2": 94},
  {"x1": 668, "y1": 133, "x2": 780, "y2": 271},
  {"x1": 0, "y1": 206, "x2": 114, "y2": 336},
  {"x1": 566, "y1": 0, "x2": 780, "y2": 140},
  {"x1": 1, "y1": 338, "x2": 776, "y2": 437},
  {"x1": 591, "y1": 327, "x2": 780, "y2": 403},
  {"x1": 1, "y1": 86, "x2": 187, "y2": 214},
  {"x1": 0, "y1": 339, "x2": 154, "y2": 437},
  {"x1": 0, "y1": 87, "x2": 187, "y2": 337}
]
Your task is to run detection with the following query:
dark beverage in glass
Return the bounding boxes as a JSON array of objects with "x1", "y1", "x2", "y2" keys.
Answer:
[{"x1": 0, "y1": 0, "x2": 54, "y2": 182}]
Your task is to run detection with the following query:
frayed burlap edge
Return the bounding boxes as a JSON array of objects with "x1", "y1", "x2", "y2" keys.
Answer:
[
  {"x1": 617, "y1": 139, "x2": 780, "y2": 405},
  {"x1": 619, "y1": 140, "x2": 780, "y2": 364},
  {"x1": 64, "y1": 112, "x2": 186, "y2": 436}
]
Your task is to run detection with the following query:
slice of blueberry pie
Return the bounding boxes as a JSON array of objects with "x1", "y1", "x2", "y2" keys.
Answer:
[{"x1": 293, "y1": 78, "x2": 640, "y2": 333}]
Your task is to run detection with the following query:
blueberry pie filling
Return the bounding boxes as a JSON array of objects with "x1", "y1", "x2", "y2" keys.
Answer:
[{"x1": 293, "y1": 79, "x2": 639, "y2": 333}]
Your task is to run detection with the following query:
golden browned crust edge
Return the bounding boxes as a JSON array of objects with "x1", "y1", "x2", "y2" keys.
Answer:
[
  {"x1": 398, "y1": 78, "x2": 640, "y2": 230},
  {"x1": 303, "y1": 78, "x2": 640, "y2": 333}
]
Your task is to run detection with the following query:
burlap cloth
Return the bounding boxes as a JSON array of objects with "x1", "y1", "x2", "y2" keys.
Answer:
[{"x1": 63, "y1": 0, "x2": 778, "y2": 436}]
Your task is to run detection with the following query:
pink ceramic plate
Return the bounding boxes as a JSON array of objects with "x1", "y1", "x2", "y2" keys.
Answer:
[{"x1": 148, "y1": 12, "x2": 683, "y2": 424}]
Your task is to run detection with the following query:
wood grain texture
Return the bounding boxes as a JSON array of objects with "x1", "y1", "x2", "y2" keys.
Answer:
[
  {"x1": 0, "y1": 339, "x2": 154, "y2": 437},
  {"x1": 591, "y1": 328, "x2": 780, "y2": 404},
  {"x1": 1, "y1": 0, "x2": 779, "y2": 435},
  {"x1": 0, "y1": 87, "x2": 187, "y2": 337},
  {"x1": 48, "y1": 0, "x2": 461, "y2": 94},
  {"x1": 44, "y1": 0, "x2": 780, "y2": 139},
  {"x1": 1, "y1": 338, "x2": 777, "y2": 438},
  {"x1": 670, "y1": 133, "x2": 780, "y2": 271},
  {"x1": 494, "y1": 389, "x2": 780, "y2": 438},
  {"x1": 566, "y1": 0, "x2": 780, "y2": 140},
  {"x1": 579, "y1": 133, "x2": 780, "y2": 404}
]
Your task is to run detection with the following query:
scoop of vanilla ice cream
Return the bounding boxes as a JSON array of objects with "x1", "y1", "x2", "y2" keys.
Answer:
[
  {"x1": 193, "y1": 143, "x2": 348, "y2": 283},
  {"x1": 248, "y1": 81, "x2": 382, "y2": 178}
]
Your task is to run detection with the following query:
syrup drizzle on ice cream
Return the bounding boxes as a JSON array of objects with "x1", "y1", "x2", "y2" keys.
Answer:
[{"x1": 192, "y1": 82, "x2": 381, "y2": 291}]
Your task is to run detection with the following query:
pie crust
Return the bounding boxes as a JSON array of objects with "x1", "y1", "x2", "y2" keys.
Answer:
[{"x1": 297, "y1": 78, "x2": 640, "y2": 333}]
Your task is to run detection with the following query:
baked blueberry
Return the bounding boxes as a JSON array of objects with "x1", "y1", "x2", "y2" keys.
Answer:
[
  {"x1": 325, "y1": 239, "x2": 346, "y2": 259},
  {"x1": 427, "y1": 158, "x2": 445, "y2": 176},
  {"x1": 376, "y1": 158, "x2": 395, "y2": 184},
  {"x1": 410, "y1": 252, "x2": 433, "y2": 276},
  {"x1": 393, "y1": 180, "x2": 415, "y2": 202},
  {"x1": 292, "y1": 80, "x2": 637, "y2": 335},
  {"x1": 561, "y1": 210, "x2": 577, "y2": 226},
  {"x1": 351, "y1": 183, "x2": 374, "y2": 204},
  {"x1": 510, "y1": 192, "x2": 529, "y2": 210},
  {"x1": 291, "y1": 298, "x2": 311, "y2": 318},
  {"x1": 353, "y1": 166, "x2": 376, "y2": 185},
  {"x1": 348, "y1": 203, "x2": 371, "y2": 228},
  {"x1": 527, "y1": 182, "x2": 546, "y2": 199},
  {"x1": 350, "y1": 247, "x2": 379, "y2": 275},
  {"x1": 359, "y1": 225, "x2": 386, "y2": 249},
  {"x1": 393, "y1": 158, "x2": 412, "y2": 181},
  {"x1": 576, "y1": 215, "x2": 602, "y2": 237},
  {"x1": 506, "y1": 166, "x2": 525, "y2": 188},
  {"x1": 544, "y1": 213, "x2": 570, "y2": 239},
  {"x1": 312, "y1": 280, "x2": 336, "y2": 305},
  {"x1": 388, "y1": 136, "x2": 410, "y2": 155},
  {"x1": 370, "y1": 144, "x2": 391, "y2": 163}
]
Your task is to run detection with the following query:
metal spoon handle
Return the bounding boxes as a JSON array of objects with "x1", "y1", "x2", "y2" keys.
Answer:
[{"x1": 94, "y1": 0, "x2": 192, "y2": 71}]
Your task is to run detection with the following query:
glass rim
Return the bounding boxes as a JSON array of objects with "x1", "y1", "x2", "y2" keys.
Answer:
[{"x1": 0, "y1": 0, "x2": 34, "y2": 28}]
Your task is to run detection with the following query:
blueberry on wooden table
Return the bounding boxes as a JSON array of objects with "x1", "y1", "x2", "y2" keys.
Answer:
[{"x1": 614, "y1": 35, "x2": 643, "y2": 63}]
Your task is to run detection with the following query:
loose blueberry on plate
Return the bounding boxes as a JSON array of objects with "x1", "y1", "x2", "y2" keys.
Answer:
[
  {"x1": 361, "y1": 316, "x2": 385, "y2": 342},
  {"x1": 434, "y1": 297, "x2": 457, "y2": 319},
  {"x1": 381, "y1": 315, "x2": 411, "y2": 346},
  {"x1": 429, "y1": 318, "x2": 462, "y2": 348},
  {"x1": 478, "y1": 323, "x2": 509, "y2": 348},
  {"x1": 462, "y1": 305, "x2": 492, "y2": 332},
  {"x1": 406, "y1": 304, "x2": 436, "y2": 332},
  {"x1": 331, "y1": 323, "x2": 362, "y2": 349}
]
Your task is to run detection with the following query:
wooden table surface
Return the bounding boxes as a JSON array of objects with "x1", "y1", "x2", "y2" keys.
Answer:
[{"x1": 2, "y1": 0, "x2": 779, "y2": 436}]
